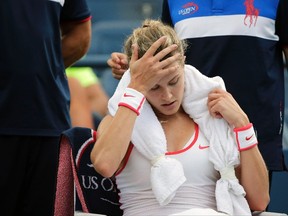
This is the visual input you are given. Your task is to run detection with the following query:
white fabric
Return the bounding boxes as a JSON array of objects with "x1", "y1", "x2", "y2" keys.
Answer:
[
  {"x1": 109, "y1": 69, "x2": 186, "y2": 206},
  {"x1": 182, "y1": 65, "x2": 251, "y2": 215},
  {"x1": 234, "y1": 123, "x2": 258, "y2": 151},
  {"x1": 171, "y1": 208, "x2": 228, "y2": 215},
  {"x1": 118, "y1": 87, "x2": 146, "y2": 115},
  {"x1": 116, "y1": 127, "x2": 220, "y2": 216},
  {"x1": 108, "y1": 65, "x2": 251, "y2": 215}
]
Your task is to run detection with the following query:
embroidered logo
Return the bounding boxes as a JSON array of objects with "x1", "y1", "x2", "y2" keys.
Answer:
[
  {"x1": 199, "y1": 144, "x2": 209, "y2": 150},
  {"x1": 178, "y1": 2, "x2": 199, "y2": 16},
  {"x1": 244, "y1": 0, "x2": 259, "y2": 27},
  {"x1": 123, "y1": 93, "x2": 135, "y2": 97},
  {"x1": 245, "y1": 134, "x2": 254, "y2": 141}
]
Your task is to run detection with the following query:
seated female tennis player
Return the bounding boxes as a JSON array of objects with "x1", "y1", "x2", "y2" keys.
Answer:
[{"x1": 90, "y1": 19, "x2": 269, "y2": 216}]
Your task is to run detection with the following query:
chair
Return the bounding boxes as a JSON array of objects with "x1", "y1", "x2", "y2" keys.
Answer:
[
  {"x1": 54, "y1": 127, "x2": 123, "y2": 216},
  {"x1": 54, "y1": 127, "x2": 287, "y2": 216}
]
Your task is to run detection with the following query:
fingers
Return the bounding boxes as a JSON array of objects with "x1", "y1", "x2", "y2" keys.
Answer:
[
  {"x1": 146, "y1": 37, "x2": 180, "y2": 72},
  {"x1": 207, "y1": 88, "x2": 230, "y2": 115},
  {"x1": 126, "y1": 37, "x2": 181, "y2": 94},
  {"x1": 144, "y1": 36, "x2": 167, "y2": 57},
  {"x1": 144, "y1": 36, "x2": 178, "y2": 61},
  {"x1": 207, "y1": 88, "x2": 249, "y2": 126},
  {"x1": 134, "y1": 41, "x2": 180, "y2": 75},
  {"x1": 130, "y1": 44, "x2": 139, "y2": 66},
  {"x1": 159, "y1": 53, "x2": 181, "y2": 70},
  {"x1": 107, "y1": 52, "x2": 129, "y2": 80},
  {"x1": 107, "y1": 52, "x2": 128, "y2": 69},
  {"x1": 111, "y1": 68, "x2": 126, "y2": 80}
]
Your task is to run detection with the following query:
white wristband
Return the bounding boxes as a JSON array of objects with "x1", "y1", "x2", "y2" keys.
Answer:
[
  {"x1": 118, "y1": 88, "x2": 146, "y2": 116},
  {"x1": 234, "y1": 123, "x2": 258, "y2": 151}
]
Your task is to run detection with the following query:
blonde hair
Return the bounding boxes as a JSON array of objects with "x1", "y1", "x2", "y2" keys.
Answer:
[{"x1": 124, "y1": 19, "x2": 187, "y2": 65}]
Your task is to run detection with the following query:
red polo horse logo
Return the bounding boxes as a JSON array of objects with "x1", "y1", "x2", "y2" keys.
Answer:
[{"x1": 244, "y1": 0, "x2": 259, "y2": 27}]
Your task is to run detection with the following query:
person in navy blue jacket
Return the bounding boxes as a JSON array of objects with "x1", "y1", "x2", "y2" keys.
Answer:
[{"x1": 0, "y1": 0, "x2": 91, "y2": 215}]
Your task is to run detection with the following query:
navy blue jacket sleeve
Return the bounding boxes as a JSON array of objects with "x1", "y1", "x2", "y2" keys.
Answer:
[
  {"x1": 276, "y1": 0, "x2": 288, "y2": 46},
  {"x1": 61, "y1": 0, "x2": 91, "y2": 22}
]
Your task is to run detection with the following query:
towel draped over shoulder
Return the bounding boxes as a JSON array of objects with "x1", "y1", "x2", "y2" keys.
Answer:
[{"x1": 108, "y1": 64, "x2": 251, "y2": 216}]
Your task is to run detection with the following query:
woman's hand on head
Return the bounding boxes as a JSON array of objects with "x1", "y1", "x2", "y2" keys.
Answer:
[
  {"x1": 128, "y1": 36, "x2": 181, "y2": 95},
  {"x1": 207, "y1": 88, "x2": 249, "y2": 128}
]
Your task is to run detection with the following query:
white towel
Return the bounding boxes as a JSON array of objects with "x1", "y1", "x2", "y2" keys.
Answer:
[{"x1": 108, "y1": 65, "x2": 251, "y2": 215}]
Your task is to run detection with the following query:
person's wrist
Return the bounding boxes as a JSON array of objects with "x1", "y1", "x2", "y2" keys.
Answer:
[
  {"x1": 233, "y1": 114, "x2": 249, "y2": 128},
  {"x1": 118, "y1": 87, "x2": 146, "y2": 116},
  {"x1": 234, "y1": 123, "x2": 258, "y2": 151},
  {"x1": 127, "y1": 83, "x2": 147, "y2": 96}
]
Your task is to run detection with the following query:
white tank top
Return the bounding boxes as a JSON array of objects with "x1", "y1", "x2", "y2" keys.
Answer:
[{"x1": 115, "y1": 124, "x2": 220, "y2": 216}]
